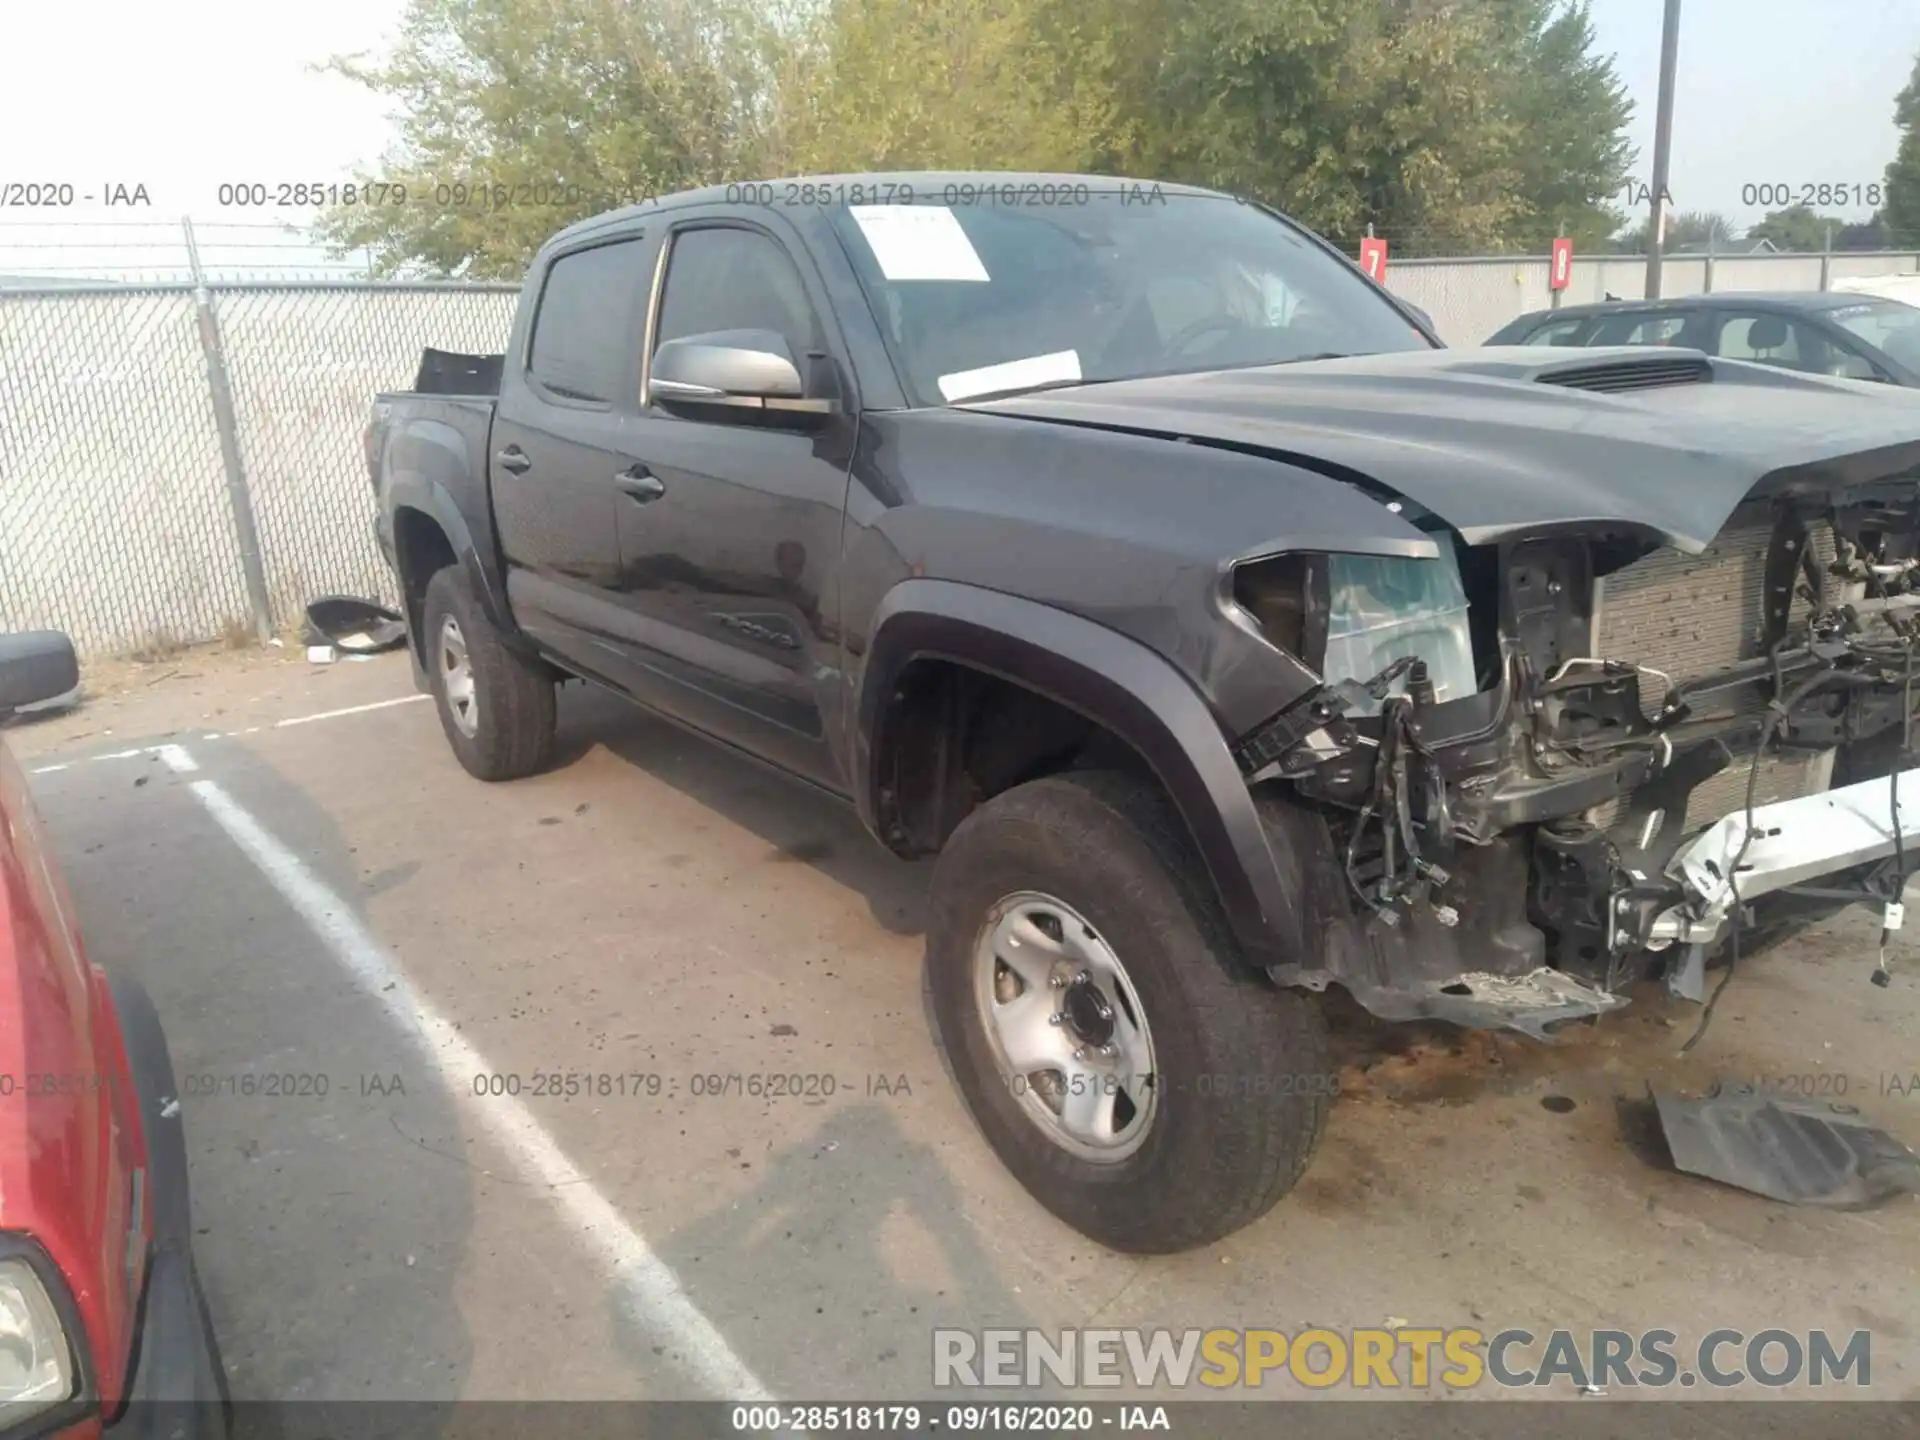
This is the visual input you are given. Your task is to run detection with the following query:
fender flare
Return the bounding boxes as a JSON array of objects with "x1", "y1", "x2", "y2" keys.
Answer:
[
  {"x1": 385, "y1": 476, "x2": 518, "y2": 659},
  {"x1": 857, "y1": 579, "x2": 1303, "y2": 967}
]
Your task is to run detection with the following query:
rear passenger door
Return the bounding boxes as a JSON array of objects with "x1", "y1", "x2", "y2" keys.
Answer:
[
  {"x1": 606, "y1": 213, "x2": 860, "y2": 790},
  {"x1": 492, "y1": 231, "x2": 659, "y2": 686}
]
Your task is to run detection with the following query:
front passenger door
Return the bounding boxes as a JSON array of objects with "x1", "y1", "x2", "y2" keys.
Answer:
[{"x1": 608, "y1": 219, "x2": 859, "y2": 790}]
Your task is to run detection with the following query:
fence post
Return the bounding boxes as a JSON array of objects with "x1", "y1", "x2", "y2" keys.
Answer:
[
  {"x1": 1549, "y1": 219, "x2": 1562, "y2": 309},
  {"x1": 1820, "y1": 223, "x2": 1834, "y2": 291},
  {"x1": 183, "y1": 217, "x2": 274, "y2": 642},
  {"x1": 1704, "y1": 230, "x2": 1716, "y2": 293}
]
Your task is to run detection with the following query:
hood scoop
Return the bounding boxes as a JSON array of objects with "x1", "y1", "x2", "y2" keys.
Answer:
[{"x1": 1538, "y1": 354, "x2": 1713, "y2": 394}]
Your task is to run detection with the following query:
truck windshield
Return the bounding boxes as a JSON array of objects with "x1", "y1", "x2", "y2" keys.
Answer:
[{"x1": 827, "y1": 188, "x2": 1434, "y2": 404}]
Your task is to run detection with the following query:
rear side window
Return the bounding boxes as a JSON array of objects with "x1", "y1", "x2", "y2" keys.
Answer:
[
  {"x1": 1588, "y1": 311, "x2": 1688, "y2": 346},
  {"x1": 1517, "y1": 316, "x2": 1590, "y2": 347},
  {"x1": 528, "y1": 238, "x2": 649, "y2": 404}
]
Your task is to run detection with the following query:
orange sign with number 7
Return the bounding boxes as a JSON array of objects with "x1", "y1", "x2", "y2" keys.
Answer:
[{"x1": 1359, "y1": 236, "x2": 1388, "y2": 281}]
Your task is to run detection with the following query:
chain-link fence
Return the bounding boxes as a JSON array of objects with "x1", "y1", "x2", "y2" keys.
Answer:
[
  {"x1": 0, "y1": 281, "x2": 516, "y2": 656},
  {"x1": 8, "y1": 248, "x2": 1920, "y2": 656}
]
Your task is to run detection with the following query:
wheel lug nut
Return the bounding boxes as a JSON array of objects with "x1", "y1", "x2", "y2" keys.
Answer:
[
  {"x1": 1049, "y1": 974, "x2": 1066, "y2": 988},
  {"x1": 1074, "y1": 970, "x2": 1091, "y2": 985},
  {"x1": 1100, "y1": 1043, "x2": 1117, "y2": 1057},
  {"x1": 1072, "y1": 1047, "x2": 1086, "y2": 1061},
  {"x1": 1049, "y1": 1012, "x2": 1065, "y2": 1025}
]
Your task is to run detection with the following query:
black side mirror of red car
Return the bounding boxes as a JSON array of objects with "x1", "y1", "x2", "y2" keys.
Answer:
[{"x1": 0, "y1": 632, "x2": 79, "y2": 719}]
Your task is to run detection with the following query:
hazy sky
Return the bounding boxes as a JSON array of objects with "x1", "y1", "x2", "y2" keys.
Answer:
[
  {"x1": 3, "y1": 0, "x2": 1919, "y2": 275},
  {"x1": 1591, "y1": 0, "x2": 1920, "y2": 224}
]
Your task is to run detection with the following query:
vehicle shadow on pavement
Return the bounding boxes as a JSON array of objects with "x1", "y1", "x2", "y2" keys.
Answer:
[
  {"x1": 33, "y1": 745, "x2": 479, "y2": 1433},
  {"x1": 555, "y1": 681, "x2": 934, "y2": 938},
  {"x1": 642, "y1": 1101, "x2": 1051, "y2": 1402}
]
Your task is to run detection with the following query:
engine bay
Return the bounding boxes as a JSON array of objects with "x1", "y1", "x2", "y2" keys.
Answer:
[{"x1": 1233, "y1": 484, "x2": 1920, "y2": 1034}]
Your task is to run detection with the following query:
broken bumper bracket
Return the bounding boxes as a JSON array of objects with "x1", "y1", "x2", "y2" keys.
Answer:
[{"x1": 1669, "y1": 760, "x2": 1920, "y2": 937}]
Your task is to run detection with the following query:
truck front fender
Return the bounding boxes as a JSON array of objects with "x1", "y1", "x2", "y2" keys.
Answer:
[{"x1": 856, "y1": 579, "x2": 1303, "y2": 969}]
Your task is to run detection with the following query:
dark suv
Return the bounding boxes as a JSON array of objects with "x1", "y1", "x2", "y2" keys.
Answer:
[{"x1": 1486, "y1": 290, "x2": 1920, "y2": 386}]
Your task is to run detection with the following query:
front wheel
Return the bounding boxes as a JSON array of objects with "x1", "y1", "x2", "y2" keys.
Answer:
[
  {"x1": 925, "y1": 770, "x2": 1331, "y2": 1254},
  {"x1": 421, "y1": 566, "x2": 556, "y2": 781}
]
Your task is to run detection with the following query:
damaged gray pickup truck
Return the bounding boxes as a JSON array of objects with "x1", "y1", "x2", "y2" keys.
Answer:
[{"x1": 369, "y1": 173, "x2": 1920, "y2": 1254}]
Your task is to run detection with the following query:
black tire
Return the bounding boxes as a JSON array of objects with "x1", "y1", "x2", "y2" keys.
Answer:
[
  {"x1": 421, "y1": 565, "x2": 556, "y2": 781},
  {"x1": 925, "y1": 770, "x2": 1331, "y2": 1254}
]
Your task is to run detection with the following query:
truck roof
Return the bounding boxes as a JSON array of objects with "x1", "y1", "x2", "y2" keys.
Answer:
[{"x1": 547, "y1": 170, "x2": 1234, "y2": 248}]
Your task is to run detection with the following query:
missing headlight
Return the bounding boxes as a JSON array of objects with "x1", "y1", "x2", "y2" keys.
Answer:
[{"x1": 1231, "y1": 551, "x2": 1323, "y2": 663}]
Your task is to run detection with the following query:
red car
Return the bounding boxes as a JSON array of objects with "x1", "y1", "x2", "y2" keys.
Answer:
[{"x1": 0, "y1": 632, "x2": 229, "y2": 1438}]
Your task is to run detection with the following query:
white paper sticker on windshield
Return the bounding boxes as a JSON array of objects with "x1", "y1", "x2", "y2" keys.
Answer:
[
  {"x1": 938, "y1": 350, "x2": 1082, "y2": 402},
  {"x1": 848, "y1": 204, "x2": 990, "y2": 282}
]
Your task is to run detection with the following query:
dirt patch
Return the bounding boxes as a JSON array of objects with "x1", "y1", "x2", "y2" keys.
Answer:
[
  {"x1": 6, "y1": 643, "x2": 407, "y2": 761},
  {"x1": 1322, "y1": 980, "x2": 1840, "y2": 1111}
]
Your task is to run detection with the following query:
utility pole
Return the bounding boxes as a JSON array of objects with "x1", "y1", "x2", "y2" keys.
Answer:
[{"x1": 1645, "y1": 0, "x2": 1683, "y2": 299}]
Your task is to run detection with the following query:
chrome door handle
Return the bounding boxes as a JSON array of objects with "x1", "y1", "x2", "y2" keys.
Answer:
[{"x1": 616, "y1": 466, "x2": 665, "y2": 503}]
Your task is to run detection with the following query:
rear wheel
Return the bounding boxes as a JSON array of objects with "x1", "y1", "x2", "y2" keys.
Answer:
[
  {"x1": 926, "y1": 770, "x2": 1331, "y2": 1253},
  {"x1": 422, "y1": 566, "x2": 556, "y2": 781}
]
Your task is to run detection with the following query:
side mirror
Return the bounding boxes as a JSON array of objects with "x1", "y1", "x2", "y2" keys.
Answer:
[
  {"x1": 0, "y1": 631, "x2": 79, "y2": 718},
  {"x1": 1402, "y1": 302, "x2": 1435, "y2": 334},
  {"x1": 650, "y1": 329, "x2": 836, "y2": 420}
]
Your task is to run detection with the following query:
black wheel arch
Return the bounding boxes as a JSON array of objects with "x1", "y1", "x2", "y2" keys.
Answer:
[
  {"x1": 857, "y1": 578, "x2": 1303, "y2": 969},
  {"x1": 385, "y1": 476, "x2": 525, "y2": 673}
]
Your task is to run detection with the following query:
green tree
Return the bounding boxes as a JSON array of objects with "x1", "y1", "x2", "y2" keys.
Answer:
[
  {"x1": 1088, "y1": 0, "x2": 1632, "y2": 254},
  {"x1": 314, "y1": 0, "x2": 793, "y2": 277},
  {"x1": 1475, "y1": 0, "x2": 1635, "y2": 250},
  {"x1": 1886, "y1": 53, "x2": 1920, "y2": 246},
  {"x1": 768, "y1": 0, "x2": 1120, "y2": 175},
  {"x1": 1748, "y1": 204, "x2": 1848, "y2": 252},
  {"x1": 1837, "y1": 213, "x2": 1894, "y2": 251},
  {"x1": 317, "y1": 0, "x2": 1638, "y2": 273},
  {"x1": 1610, "y1": 210, "x2": 1735, "y2": 254}
]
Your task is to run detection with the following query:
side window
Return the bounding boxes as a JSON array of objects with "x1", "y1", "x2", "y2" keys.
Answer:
[
  {"x1": 527, "y1": 238, "x2": 649, "y2": 404},
  {"x1": 1621, "y1": 314, "x2": 1688, "y2": 346},
  {"x1": 1587, "y1": 311, "x2": 1685, "y2": 346},
  {"x1": 1517, "y1": 316, "x2": 1591, "y2": 347},
  {"x1": 652, "y1": 227, "x2": 820, "y2": 361},
  {"x1": 1712, "y1": 312, "x2": 1823, "y2": 372}
]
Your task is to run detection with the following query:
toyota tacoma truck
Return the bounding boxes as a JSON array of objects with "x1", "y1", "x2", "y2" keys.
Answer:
[{"x1": 367, "y1": 172, "x2": 1920, "y2": 1254}]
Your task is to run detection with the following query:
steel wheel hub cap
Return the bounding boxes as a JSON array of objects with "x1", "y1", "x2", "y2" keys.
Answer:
[
  {"x1": 439, "y1": 615, "x2": 478, "y2": 738},
  {"x1": 973, "y1": 891, "x2": 1159, "y2": 1162}
]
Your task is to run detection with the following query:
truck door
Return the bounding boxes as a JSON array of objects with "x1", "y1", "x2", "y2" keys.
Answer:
[
  {"x1": 604, "y1": 213, "x2": 860, "y2": 791},
  {"x1": 491, "y1": 230, "x2": 659, "y2": 689}
]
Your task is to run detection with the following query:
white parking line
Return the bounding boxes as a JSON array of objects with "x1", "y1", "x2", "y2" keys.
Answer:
[
  {"x1": 29, "y1": 693, "x2": 431, "y2": 773},
  {"x1": 156, "y1": 744, "x2": 780, "y2": 1404},
  {"x1": 270, "y1": 693, "x2": 429, "y2": 729}
]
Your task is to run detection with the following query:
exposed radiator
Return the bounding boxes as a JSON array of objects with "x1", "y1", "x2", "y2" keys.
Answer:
[{"x1": 1589, "y1": 506, "x2": 1836, "y2": 830}]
